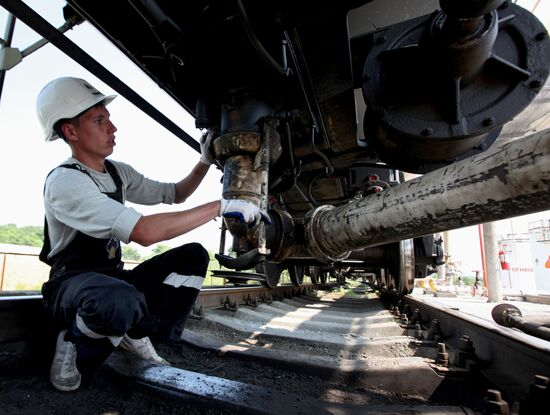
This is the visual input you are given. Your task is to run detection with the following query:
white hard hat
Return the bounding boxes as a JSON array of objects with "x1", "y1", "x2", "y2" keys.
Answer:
[{"x1": 36, "y1": 77, "x2": 117, "y2": 142}]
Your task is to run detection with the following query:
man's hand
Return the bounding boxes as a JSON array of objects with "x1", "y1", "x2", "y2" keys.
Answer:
[
  {"x1": 219, "y1": 199, "x2": 271, "y2": 226},
  {"x1": 199, "y1": 131, "x2": 215, "y2": 165}
]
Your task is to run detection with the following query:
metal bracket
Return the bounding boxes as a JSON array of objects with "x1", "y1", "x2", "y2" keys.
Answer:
[
  {"x1": 0, "y1": 46, "x2": 21, "y2": 70},
  {"x1": 215, "y1": 249, "x2": 264, "y2": 270}
]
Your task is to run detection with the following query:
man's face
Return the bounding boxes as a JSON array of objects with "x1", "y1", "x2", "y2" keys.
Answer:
[{"x1": 66, "y1": 105, "x2": 117, "y2": 159}]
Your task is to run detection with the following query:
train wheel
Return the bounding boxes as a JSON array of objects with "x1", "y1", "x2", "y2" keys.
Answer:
[
  {"x1": 288, "y1": 265, "x2": 304, "y2": 286},
  {"x1": 257, "y1": 262, "x2": 283, "y2": 288},
  {"x1": 309, "y1": 266, "x2": 319, "y2": 285},
  {"x1": 387, "y1": 239, "x2": 415, "y2": 295}
]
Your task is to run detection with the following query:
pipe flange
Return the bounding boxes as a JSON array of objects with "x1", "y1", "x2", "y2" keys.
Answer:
[
  {"x1": 304, "y1": 205, "x2": 350, "y2": 263},
  {"x1": 213, "y1": 132, "x2": 262, "y2": 161}
]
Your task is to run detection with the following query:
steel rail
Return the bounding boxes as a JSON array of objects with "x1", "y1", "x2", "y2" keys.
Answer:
[
  {"x1": 2, "y1": 288, "x2": 549, "y2": 411},
  {"x1": 0, "y1": 284, "x2": 317, "y2": 340}
]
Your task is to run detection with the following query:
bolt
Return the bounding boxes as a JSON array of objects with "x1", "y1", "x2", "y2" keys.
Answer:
[
  {"x1": 411, "y1": 308, "x2": 422, "y2": 325},
  {"x1": 524, "y1": 375, "x2": 549, "y2": 414},
  {"x1": 484, "y1": 389, "x2": 510, "y2": 415},
  {"x1": 415, "y1": 323, "x2": 424, "y2": 340},
  {"x1": 436, "y1": 343, "x2": 449, "y2": 366},
  {"x1": 421, "y1": 128, "x2": 433, "y2": 137},
  {"x1": 400, "y1": 313, "x2": 409, "y2": 326},
  {"x1": 427, "y1": 319, "x2": 443, "y2": 341},
  {"x1": 454, "y1": 335, "x2": 477, "y2": 368}
]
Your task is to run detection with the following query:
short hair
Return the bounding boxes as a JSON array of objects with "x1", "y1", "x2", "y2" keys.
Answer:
[{"x1": 52, "y1": 101, "x2": 106, "y2": 142}]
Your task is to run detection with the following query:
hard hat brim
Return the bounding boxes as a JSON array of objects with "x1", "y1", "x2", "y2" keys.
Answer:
[{"x1": 45, "y1": 94, "x2": 117, "y2": 142}]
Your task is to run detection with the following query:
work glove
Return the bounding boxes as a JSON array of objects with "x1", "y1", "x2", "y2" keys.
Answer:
[
  {"x1": 219, "y1": 199, "x2": 271, "y2": 226},
  {"x1": 199, "y1": 130, "x2": 215, "y2": 165}
]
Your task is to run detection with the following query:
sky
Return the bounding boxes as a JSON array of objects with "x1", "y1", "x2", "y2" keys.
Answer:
[{"x1": 0, "y1": 0, "x2": 549, "y2": 269}]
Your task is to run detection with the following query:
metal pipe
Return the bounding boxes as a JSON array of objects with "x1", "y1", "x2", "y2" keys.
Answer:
[
  {"x1": 483, "y1": 222, "x2": 503, "y2": 302},
  {"x1": 304, "y1": 128, "x2": 550, "y2": 261},
  {"x1": 477, "y1": 224, "x2": 488, "y2": 289},
  {"x1": 0, "y1": 13, "x2": 16, "y2": 104},
  {"x1": 492, "y1": 303, "x2": 550, "y2": 342}
]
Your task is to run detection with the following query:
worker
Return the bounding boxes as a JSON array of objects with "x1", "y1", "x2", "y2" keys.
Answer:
[{"x1": 36, "y1": 77, "x2": 269, "y2": 392}]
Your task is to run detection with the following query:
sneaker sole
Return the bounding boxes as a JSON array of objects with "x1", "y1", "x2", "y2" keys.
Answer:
[{"x1": 50, "y1": 378, "x2": 81, "y2": 392}]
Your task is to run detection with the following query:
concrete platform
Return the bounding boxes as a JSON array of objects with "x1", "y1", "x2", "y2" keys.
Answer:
[{"x1": 409, "y1": 291, "x2": 550, "y2": 324}]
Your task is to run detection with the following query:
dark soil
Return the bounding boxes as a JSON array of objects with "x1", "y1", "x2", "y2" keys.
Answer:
[
  {"x1": 1, "y1": 334, "x2": 478, "y2": 415},
  {"x1": 0, "y1": 341, "x2": 236, "y2": 415}
]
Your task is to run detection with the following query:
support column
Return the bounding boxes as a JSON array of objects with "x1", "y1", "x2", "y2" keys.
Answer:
[{"x1": 482, "y1": 222, "x2": 503, "y2": 303}]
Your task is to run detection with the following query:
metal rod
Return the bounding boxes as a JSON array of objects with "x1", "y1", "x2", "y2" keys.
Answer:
[
  {"x1": 483, "y1": 222, "x2": 502, "y2": 302},
  {"x1": 0, "y1": 253, "x2": 7, "y2": 291},
  {"x1": 257, "y1": 121, "x2": 272, "y2": 256},
  {"x1": 20, "y1": 18, "x2": 80, "y2": 58},
  {"x1": 0, "y1": 12, "x2": 16, "y2": 104},
  {"x1": 477, "y1": 224, "x2": 488, "y2": 288},
  {"x1": 304, "y1": 128, "x2": 550, "y2": 261}
]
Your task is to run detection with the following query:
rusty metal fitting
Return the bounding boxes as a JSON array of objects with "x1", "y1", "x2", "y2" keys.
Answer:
[
  {"x1": 213, "y1": 132, "x2": 262, "y2": 161},
  {"x1": 222, "y1": 296, "x2": 239, "y2": 312},
  {"x1": 244, "y1": 294, "x2": 258, "y2": 307},
  {"x1": 436, "y1": 343, "x2": 449, "y2": 367},
  {"x1": 411, "y1": 308, "x2": 422, "y2": 326},
  {"x1": 304, "y1": 205, "x2": 351, "y2": 263},
  {"x1": 222, "y1": 155, "x2": 263, "y2": 205},
  {"x1": 524, "y1": 375, "x2": 549, "y2": 414},
  {"x1": 260, "y1": 293, "x2": 272, "y2": 304},
  {"x1": 191, "y1": 304, "x2": 204, "y2": 319},
  {"x1": 415, "y1": 323, "x2": 424, "y2": 340},
  {"x1": 483, "y1": 389, "x2": 510, "y2": 415},
  {"x1": 265, "y1": 209, "x2": 295, "y2": 262},
  {"x1": 427, "y1": 319, "x2": 443, "y2": 342},
  {"x1": 454, "y1": 335, "x2": 478, "y2": 368}
]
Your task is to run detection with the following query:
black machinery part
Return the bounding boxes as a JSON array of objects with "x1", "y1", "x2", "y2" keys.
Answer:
[{"x1": 360, "y1": 0, "x2": 550, "y2": 173}]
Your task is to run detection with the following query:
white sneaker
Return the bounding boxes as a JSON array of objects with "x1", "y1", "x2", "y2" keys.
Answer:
[
  {"x1": 50, "y1": 330, "x2": 81, "y2": 391},
  {"x1": 119, "y1": 335, "x2": 169, "y2": 365}
]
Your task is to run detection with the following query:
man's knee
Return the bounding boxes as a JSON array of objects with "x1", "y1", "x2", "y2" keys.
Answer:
[
  {"x1": 80, "y1": 283, "x2": 147, "y2": 336},
  {"x1": 171, "y1": 242, "x2": 210, "y2": 275},
  {"x1": 187, "y1": 242, "x2": 209, "y2": 268}
]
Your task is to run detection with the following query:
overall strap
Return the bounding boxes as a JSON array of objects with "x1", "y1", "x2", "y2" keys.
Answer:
[{"x1": 39, "y1": 160, "x2": 124, "y2": 265}]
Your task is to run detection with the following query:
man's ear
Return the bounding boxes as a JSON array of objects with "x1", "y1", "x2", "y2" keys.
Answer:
[{"x1": 61, "y1": 122, "x2": 77, "y2": 143}]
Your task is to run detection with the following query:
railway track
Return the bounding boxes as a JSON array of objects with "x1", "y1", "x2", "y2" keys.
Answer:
[{"x1": 1, "y1": 284, "x2": 549, "y2": 414}]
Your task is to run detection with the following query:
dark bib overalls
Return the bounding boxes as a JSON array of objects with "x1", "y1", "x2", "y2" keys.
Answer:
[{"x1": 39, "y1": 160, "x2": 209, "y2": 350}]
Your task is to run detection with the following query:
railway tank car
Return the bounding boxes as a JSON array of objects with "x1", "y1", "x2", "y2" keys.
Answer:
[{"x1": 2, "y1": 0, "x2": 550, "y2": 294}]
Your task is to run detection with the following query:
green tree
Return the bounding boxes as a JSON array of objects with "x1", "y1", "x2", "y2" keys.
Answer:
[
  {"x1": 142, "y1": 243, "x2": 172, "y2": 260},
  {"x1": 122, "y1": 245, "x2": 142, "y2": 261},
  {"x1": 151, "y1": 243, "x2": 171, "y2": 256},
  {"x1": 0, "y1": 224, "x2": 44, "y2": 247}
]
